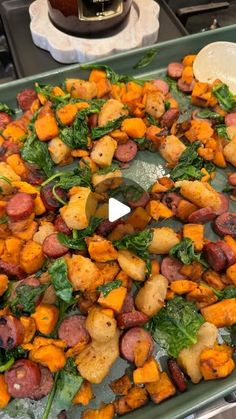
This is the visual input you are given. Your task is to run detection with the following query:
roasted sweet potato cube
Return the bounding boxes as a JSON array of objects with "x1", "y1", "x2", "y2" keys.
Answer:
[
  {"x1": 109, "y1": 374, "x2": 132, "y2": 396},
  {"x1": 183, "y1": 224, "x2": 204, "y2": 252},
  {"x1": 35, "y1": 114, "x2": 59, "y2": 141},
  {"x1": 145, "y1": 372, "x2": 176, "y2": 404},
  {"x1": 201, "y1": 299, "x2": 236, "y2": 327},
  {"x1": 203, "y1": 270, "x2": 225, "y2": 290},
  {"x1": 82, "y1": 404, "x2": 114, "y2": 419},
  {"x1": 134, "y1": 340, "x2": 152, "y2": 368},
  {"x1": 176, "y1": 200, "x2": 198, "y2": 221},
  {"x1": 127, "y1": 207, "x2": 151, "y2": 230},
  {"x1": 86, "y1": 235, "x2": 118, "y2": 262},
  {"x1": 170, "y1": 280, "x2": 198, "y2": 295},
  {"x1": 114, "y1": 386, "x2": 148, "y2": 415},
  {"x1": 133, "y1": 357, "x2": 161, "y2": 384},
  {"x1": 200, "y1": 345, "x2": 235, "y2": 380},
  {"x1": 72, "y1": 380, "x2": 94, "y2": 405},
  {"x1": 56, "y1": 103, "x2": 78, "y2": 126}
]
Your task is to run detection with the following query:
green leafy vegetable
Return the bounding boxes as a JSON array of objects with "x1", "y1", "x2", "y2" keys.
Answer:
[
  {"x1": 0, "y1": 215, "x2": 8, "y2": 225},
  {"x1": 146, "y1": 113, "x2": 159, "y2": 126},
  {"x1": 0, "y1": 346, "x2": 27, "y2": 373},
  {"x1": 91, "y1": 116, "x2": 124, "y2": 140},
  {"x1": 164, "y1": 100, "x2": 171, "y2": 111},
  {"x1": 133, "y1": 137, "x2": 155, "y2": 151},
  {"x1": 147, "y1": 296, "x2": 204, "y2": 357},
  {"x1": 98, "y1": 162, "x2": 120, "y2": 175},
  {"x1": 223, "y1": 184, "x2": 234, "y2": 193},
  {"x1": 42, "y1": 372, "x2": 59, "y2": 419},
  {"x1": 58, "y1": 217, "x2": 102, "y2": 250},
  {"x1": 35, "y1": 83, "x2": 70, "y2": 104},
  {"x1": 0, "y1": 102, "x2": 15, "y2": 116},
  {"x1": 114, "y1": 230, "x2": 153, "y2": 259},
  {"x1": 9, "y1": 284, "x2": 47, "y2": 316},
  {"x1": 133, "y1": 48, "x2": 158, "y2": 69},
  {"x1": 215, "y1": 124, "x2": 230, "y2": 140},
  {"x1": 203, "y1": 284, "x2": 236, "y2": 300},
  {"x1": 97, "y1": 280, "x2": 122, "y2": 297},
  {"x1": 170, "y1": 141, "x2": 215, "y2": 181},
  {"x1": 195, "y1": 109, "x2": 224, "y2": 121},
  {"x1": 80, "y1": 63, "x2": 146, "y2": 85},
  {"x1": 212, "y1": 83, "x2": 236, "y2": 112},
  {"x1": 0, "y1": 357, "x2": 14, "y2": 372},
  {"x1": 21, "y1": 133, "x2": 54, "y2": 177},
  {"x1": 49, "y1": 258, "x2": 73, "y2": 303},
  {"x1": 170, "y1": 238, "x2": 208, "y2": 268}
]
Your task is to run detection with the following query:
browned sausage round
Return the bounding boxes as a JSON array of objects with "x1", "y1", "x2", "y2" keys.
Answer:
[
  {"x1": 167, "y1": 63, "x2": 184, "y2": 79},
  {"x1": 96, "y1": 219, "x2": 122, "y2": 237},
  {"x1": 161, "y1": 257, "x2": 186, "y2": 282},
  {"x1": 161, "y1": 109, "x2": 180, "y2": 128},
  {"x1": 54, "y1": 215, "x2": 71, "y2": 236},
  {"x1": 228, "y1": 173, "x2": 236, "y2": 186},
  {"x1": 217, "y1": 240, "x2": 236, "y2": 267},
  {"x1": 40, "y1": 184, "x2": 67, "y2": 211},
  {"x1": 0, "y1": 260, "x2": 25, "y2": 279},
  {"x1": 214, "y1": 212, "x2": 236, "y2": 237},
  {"x1": 120, "y1": 327, "x2": 154, "y2": 362},
  {"x1": 6, "y1": 192, "x2": 35, "y2": 221},
  {"x1": 30, "y1": 366, "x2": 54, "y2": 400},
  {"x1": 188, "y1": 207, "x2": 215, "y2": 224},
  {"x1": 58, "y1": 315, "x2": 90, "y2": 347},
  {"x1": 117, "y1": 311, "x2": 149, "y2": 330},
  {"x1": 0, "y1": 315, "x2": 24, "y2": 349},
  {"x1": 167, "y1": 359, "x2": 187, "y2": 392},
  {"x1": 162, "y1": 193, "x2": 182, "y2": 214},
  {"x1": 16, "y1": 89, "x2": 37, "y2": 111},
  {"x1": 213, "y1": 193, "x2": 229, "y2": 216},
  {"x1": 1, "y1": 140, "x2": 20, "y2": 157},
  {"x1": 88, "y1": 113, "x2": 98, "y2": 128},
  {"x1": 203, "y1": 242, "x2": 227, "y2": 271},
  {"x1": 153, "y1": 79, "x2": 169, "y2": 95},
  {"x1": 114, "y1": 140, "x2": 138, "y2": 162},
  {"x1": 42, "y1": 233, "x2": 69, "y2": 258},
  {"x1": 225, "y1": 112, "x2": 236, "y2": 126},
  {"x1": 5, "y1": 359, "x2": 41, "y2": 398},
  {"x1": 127, "y1": 191, "x2": 150, "y2": 209},
  {"x1": 0, "y1": 112, "x2": 13, "y2": 130},
  {"x1": 27, "y1": 167, "x2": 45, "y2": 186},
  {"x1": 121, "y1": 293, "x2": 134, "y2": 313},
  {"x1": 177, "y1": 79, "x2": 195, "y2": 93}
]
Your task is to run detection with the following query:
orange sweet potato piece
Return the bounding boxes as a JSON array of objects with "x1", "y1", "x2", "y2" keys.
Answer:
[
  {"x1": 182, "y1": 55, "x2": 196, "y2": 66},
  {"x1": 31, "y1": 304, "x2": 59, "y2": 335},
  {"x1": 201, "y1": 299, "x2": 236, "y2": 327},
  {"x1": 115, "y1": 270, "x2": 132, "y2": 289},
  {"x1": 14, "y1": 221, "x2": 38, "y2": 241},
  {"x1": 35, "y1": 114, "x2": 59, "y2": 141},
  {"x1": 127, "y1": 207, "x2": 151, "y2": 230},
  {"x1": 146, "y1": 200, "x2": 173, "y2": 221},
  {"x1": 0, "y1": 374, "x2": 10, "y2": 408},
  {"x1": 213, "y1": 149, "x2": 227, "y2": 168},
  {"x1": 2, "y1": 123, "x2": 26, "y2": 142},
  {"x1": 73, "y1": 380, "x2": 94, "y2": 405},
  {"x1": 200, "y1": 344, "x2": 235, "y2": 380},
  {"x1": 224, "y1": 236, "x2": 236, "y2": 255},
  {"x1": 89, "y1": 69, "x2": 106, "y2": 83},
  {"x1": 158, "y1": 177, "x2": 175, "y2": 189},
  {"x1": 166, "y1": 289, "x2": 175, "y2": 300},
  {"x1": 203, "y1": 270, "x2": 225, "y2": 290},
  {"x1": 180, "y1": 261, "x2": 204, "y2": 282},
  {"x1": 151, "y1": 181, "x2": 168, "y2": 194},
  {"x1": 133, "y1": 357, "x2": 161, "y2": 384},
  {"x1": 176, "y1": 200, "x2": 198, "y2": 221},
  {"x1": 114, "y1": 387, "x2": 148, "y2": 415},
  {"x1": 183, "y1": 224, "x2": 204, "y2": 251},
  {"x1": 109, "y1": 374, "x2": 132, "y2": 396},
  {"x1": 56, "y1": 103, "x2": 78, "y2": 126},
  {"x1": 96, "y1": 261, "x2": 120, "y2": 284},
  {"x1": 6, "y1": 154, "x2": 28, "y2": 179},
  {"x1": 185, "y1": 120, "x2": 214, "y2": 143},
  {"x1": 1, "y1": 237, "x2": 22, "y2": 265},
  {"x1": 98, "y1": 286, "x2": 127, "y2": 313},
  {"x1": 108, "y1": 223, "x2": 134, "y2": 242},
  {"x1": 170, "y1": 280, "x2": 198, "y2": 295},
  {"x1": 198, "y1": 147, "x2": 214, "y2": 161},
  {"x1": 29, "y1": 343, "x2": 66, "y2": 372},
  {"x1": 134, "y1": 341, "x2": 154, "y2": 368},
  {"x1": 145, "y1": 125, "x2": 162, "y2": 144},
  {"x1": 20, "y1": 316, "x2": 36, "y2": 343},
  {"x1": 151, "y1": 260, "x2": 160, "y2": 276},
  {"x1": 20, "y1": 240, "x2": 45, "y2": 274},
  {"x1": 226, "y1": 263, "x2": 236, "y2": 285},
  {"x1": 187, "y1": 285, "x2": 217, "y2": 309},
  {"x1": 121, "y1": 118, "x2": 146, "y2": 138},
  {"x1": 110, "y1": 129, "x2": 128, "y2": 143},
  {"x1": 96, "y1": 78, "x2": 112, "y2": 98},
  {"x1": 145, "y1": 372, "x2": 176, "y2": 404},
  {"x1": 82, "y1": 404, "x2": 115, "y2": 419},
  {"x1": 181, "y1": 66, "x2": 193, "y2": 84},
  {"x1": 0, "y1": 274, "x2": 8, "y2": 297},
  {"x1": 86, "y1": 235, "x2": 118, "y2": 262}
]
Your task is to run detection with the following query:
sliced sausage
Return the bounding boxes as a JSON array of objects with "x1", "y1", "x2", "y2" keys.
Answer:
[
  {"x1": 127, "y1": 191, "x2": 150, "y2": 209},
  {"x1": 213, "y1": 193, "x2": 229, "y2": 216},
  {"x1": 167, "y1": 62, "x2": 184, "y2": 80},
  {"x1": 58, "y1": 411, "x2": 67, "y2": 419},
  {"x1": 0, "y1": 112, "x2": 13, "y2": 130},
  {"x1": 114, "y1": 140, "x2": 138, "y2": 163},
  {"x1": 30, "y1": 366, "x2": 54, "y2": 400},
  {"x1": 117, "y1": 311, "x2": 149, "y2": 330},
  {"x1": 161, "y1": 256, "x2": 186, "y2": 282},
  {"x1": 54, "y1": 215, "x2": 71, "y2": 235},
  {"x1": 167, "y1": 359, "x2": 187, "y2": 392},
  {"x1": 88, "y1": 113, "x2": 98, "y2": 128},
  {"x1": 96, "y1": 219, "x2": 123, "y2": 237},
  {"x1": 120, "y1": 327, "x2": 154, "y2": 362},
  {"x1": 6, "y1": 192, "x2": 35, "y2": 221},
  {"x1": 27, "y1": 168, "x2": 45, "y2": 186},
  {"x1": 121, "y1": 293, "x2": 134, "y2": 313},
  {"x1": 188, "y1": 207, "x2": 215, "y2": 224},
  {"x1": 58, "y1": 315, "x2": 90, "y2": 347},
  {"x1": 161, "y1": 108, "x2": 180, "y2": 128},
  {"x1": 217, "y1": 240, "x2": 236, "y2": 267},
  {"x1": 16, "y1": 89, "x2": 37, "y2": 111},
  {"x1": 18, "y1": 277, "x2": 40, "y2": 288},
  {"x1": 228, "y1": 173, "x2": 236, "y2": 186},
  {"x1": 0, "y1": 260, "x2": 25, "y2": 279},
  {"x1": 40, "y1": 184, "x2": 67, "y2": 211},
  {"x1": 214, "y1": 212, "x2": 236, "y2": 237},
  {"x1": 177, "y1": 79, "x2": 195, "y2": 93},
  {"x1": 153, "y1": 79, "x2": 169, "y2": 95},
  {"x1": 0, "y1": 315, "x2": 24, "y2": 349},
  {"x1": 203, "y1": 242, "x2": 227, "y2": 272},
  {"x1": 162, "y1": 192, "x2": 182, "y2": 215},
  {"x1": 225, "y1": 112, "x2": 236, "y2": 126},
  {"x1": 5, "y1": 359, "x2": 41, "y2": 398},
  {"x1": 42, "y1": 233, "x2": 69, "y2": 258}
]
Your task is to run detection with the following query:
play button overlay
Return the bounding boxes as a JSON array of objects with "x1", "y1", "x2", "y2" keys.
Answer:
[{"x1": 108, "y1": 198, "x2": 131, "y2": 222}]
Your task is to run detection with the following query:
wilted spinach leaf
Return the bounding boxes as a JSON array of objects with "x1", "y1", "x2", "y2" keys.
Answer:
[
  {"x1": 145, "y1": 113, "x2": 159, "y2": 127},
  {"x1": 205, "y1": 284, "x2": 236, "y2": 300},
  {"x1": 0, "y1": 346, "x2": 27, "y2": 373},
  {"x1": 49, "y1": 258, "x2": 73, "y2": 303},
  {"x1": 195, "y1": 109, "x2": 224, "y2": 121},
  {"x1": 215, "y1": 124, "x2": 230, "y2": 140},
  {"x1": 98, "y1": 162, "x2": 120, "y2": 175},
  {"x1": 91, "y1": 116, "x2": 125, "y2": 140},
  {"x1": 170, "y1": 238, "x2": 208, "y2": 267},
  {"x1": 58, "y1": 217, "x2": 102, "y2": 250},
  {"x1": 133, "y1": 48, "x2": 158, "y2": 69},
  {"x1": 21, "y1": 133, "x2": 54, "y2": 177},
  {"x1": 35, "y1": 83, "x2": 70, "y2": 104},
  {"x1": 147, "y1": 296, "x2": 204, "y2": 357},
  {"x1": 97, "y1": 280, "x2": 122, "y2": 297},
  {"x1": 80, "y1": 63, "x2": 145, "y2": 85},
  {"x1": 0, "y1": 102, "x2": 15, "y2": 116},
  {"x1": 113, "y1": 229, "x2": 153, "y2": 259},
  {"x1": 212, "y1": 83, "x2": 236, "y2": 112},
  {"x1": 10, "y1": 284, "x2": 47, "y2": 316}
]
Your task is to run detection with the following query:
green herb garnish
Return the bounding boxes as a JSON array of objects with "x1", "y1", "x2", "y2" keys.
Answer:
[{"x1": 170, "y1": 238, "x2": 208, "y2": 268}]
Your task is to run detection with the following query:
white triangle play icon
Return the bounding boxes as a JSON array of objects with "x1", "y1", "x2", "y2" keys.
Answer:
[{"x1": 108, "y1": 198, "x2": 131, "y2": 222}]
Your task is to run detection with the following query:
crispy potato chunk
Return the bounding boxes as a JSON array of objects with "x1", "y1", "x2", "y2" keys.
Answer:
[
  {"x1": 148, "y1": 227, "x2": 180, "y2": 254},
  {"x1": 90, "y1": 135, "x2": 117, "y2": 167},
  {"x1": 117, "y1": 250, "x2": 146, "y2": 281},
  {"x1": 67, "y1": 255, "x2": 103, "y2": 292},
  {"x1": 60, "y1": 187, "x2": 97, "y2": 230},
  {"x1": 98, "y1": 99, "x2": 127, "y2": 127},
  {"x1": 159, "y1": 135, "x2": 186, "y2": 167},
  {"x1": 135, "y1": 274, "x2": 168, "y2": 316},
  {"x1": 85, "y1": 306, "x2": 117, "y2": 343}
]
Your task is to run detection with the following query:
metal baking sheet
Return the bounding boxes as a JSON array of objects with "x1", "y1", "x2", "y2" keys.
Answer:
[
  {"x1": 0, "y1": 0, "x2": 187, "y2": 78},
  {"x1": 0, "y1": 24, "x2": 235, "y2": 419}
]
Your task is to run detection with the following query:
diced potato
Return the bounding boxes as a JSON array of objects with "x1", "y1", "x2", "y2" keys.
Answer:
[
  {"x1": 92, "y1": 169, "x2": 122, "y2": 193},
  {"x1": 145, "y1": 91, "x2": 165, "y2": 119},
  {"x1": 98, "y1": 99, "x2": 127, "y2": 126},
  {"x1": 48, "y1": 137, "x2": 71, "y2": 164},
  {"x1": 67, "y1": 254, "x2": 103, "y2": 292},
  {"x1": 33, "y1": 222, "x2": 55, "y2": 245},
  {"x1": 117, "y1": 250, "x2": 146, "y2": 281},
  {"x1": 90, "y1": 135, "x2": 117, "y2": 167},
  {"x1": 176, "y1": 180, "x2": 222, "y2": 212},
  {"x1": 135, "y1": 274, "x2": 168, "y2": 316},
  {"x1": 0, "y1": 162, "x2": 20, "y2": 194},
  {"x1": 148, "y1": 227, "x2": 180, "y2": 254},
  {"x1": 159, "y1": 135, "x2": 186, "y2": 166},
  {"x1": 60, "y1": 187, "x2": 97, "y2": 230},
  {"x1": 65, "y1": 79, "x2": 97, "y2": 100},
  {"x1": 86, "y1": 235, "x2": 118, "y2": 262},
  {"x1": 224, "y1": 137, "x2": 236, "y2": 167},
  {"x1": 85, "y1": 306, "x2": 117, "y2": 343}
]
